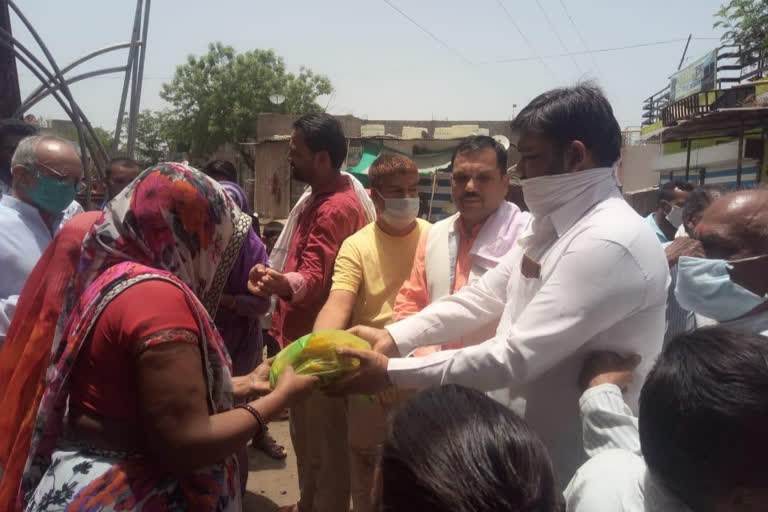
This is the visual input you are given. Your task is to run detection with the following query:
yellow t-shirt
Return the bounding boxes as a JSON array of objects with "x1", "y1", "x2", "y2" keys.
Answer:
[{"x1": 332, "y1": 218, "x2": 430, "y2": 328}]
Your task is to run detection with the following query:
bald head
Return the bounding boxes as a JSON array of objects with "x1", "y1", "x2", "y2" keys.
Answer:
[
  {"x1": 694, "y1": 189, "x2": 768, "y2": 298},
  {"x1": 696, "y1": 189, "x2": 768, "y2": 261},
  {"x1": 10, "y1": 135, "x2": 83, "y2": 214}
]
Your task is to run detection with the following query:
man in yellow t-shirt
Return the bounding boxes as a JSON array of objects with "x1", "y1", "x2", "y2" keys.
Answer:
[{"x1": 313, "y1": 153, "x2": 429, "y2": 512}]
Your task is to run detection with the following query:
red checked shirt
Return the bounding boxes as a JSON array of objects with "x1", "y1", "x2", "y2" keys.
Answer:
[{"x1": 270, "y1": 174, "x2": 367, "y2": 347}]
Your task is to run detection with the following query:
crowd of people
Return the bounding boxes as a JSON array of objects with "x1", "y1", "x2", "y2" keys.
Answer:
[{"x1": 0, "y1": 83, "x2": 766, "y2": 512}]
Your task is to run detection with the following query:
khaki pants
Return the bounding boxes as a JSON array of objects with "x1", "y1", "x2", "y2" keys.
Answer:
[
  {"x1": 290, "y1": 390, "x2": 350, "y2": 512},
  {"x1": 346, "y1": 388, "x2": 416, "y2": 512}
]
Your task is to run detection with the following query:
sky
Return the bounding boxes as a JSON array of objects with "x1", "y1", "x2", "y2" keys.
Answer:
[{"x1": 13, "y1": 0, "x2": 727, "y2": 133}]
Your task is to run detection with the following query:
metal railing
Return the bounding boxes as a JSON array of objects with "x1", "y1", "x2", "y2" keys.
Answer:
[{"x1": 641, "y1": 44, "x2": 767, "y2": 128}]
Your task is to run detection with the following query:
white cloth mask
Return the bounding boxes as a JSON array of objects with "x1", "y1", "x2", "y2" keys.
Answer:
[
  {"x1": 379, "y1": 196, "x2": 420, "y2": 229},
  {"x1": 665, "y1": 205, "x2": 683, "y2": 229},
  {"x1": 521, "y1": 167, "x2": 619, "y2": 219}
]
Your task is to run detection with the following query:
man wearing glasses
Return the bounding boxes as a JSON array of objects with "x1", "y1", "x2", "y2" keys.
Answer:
[{"x1": 0, "y1": 135, "x2": 85, "y2": 344}]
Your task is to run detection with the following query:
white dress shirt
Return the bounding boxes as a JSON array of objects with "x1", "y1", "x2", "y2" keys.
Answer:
[
  {"x1": 565, "y1": 384, "x2": 689, "y2": 511},
  {"x1": 385, "y1": 177, "x2": 669, "y2": 486},
  {"x1": 0, "y1": 195, "x2": 82, "y2": 343},
  {"x1": 565, "y1": 448, "x2": 690, "y2": 511}
]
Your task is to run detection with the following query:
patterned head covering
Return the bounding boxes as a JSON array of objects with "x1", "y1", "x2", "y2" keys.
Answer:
[
  {"x1": 219, "y1": 180, "x2": 251, "y2": 214},
  {"x1": 5, "y1": 163, "x2": 251, "y2": 509},
  {"x1": 77, "y1": 162, "x2": 251, "y2": 315}
]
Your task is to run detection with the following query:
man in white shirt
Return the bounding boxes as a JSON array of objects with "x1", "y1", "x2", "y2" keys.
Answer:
[
  {"x1": 0, "y1": 135, "x2": 84, "y2": 343},
  {"x1": 566, "y1": 327, "x2": 768, "y2": 511},
  {"x1": 332, "y1": 84, "x2": 669, "y2": 485}
]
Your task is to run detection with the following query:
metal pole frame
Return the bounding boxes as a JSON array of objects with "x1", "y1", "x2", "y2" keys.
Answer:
[
  {"x1": 126, "y1": 0, "x2": 150, "y2": 159},
  {"x1": 3, "y1": 0, "x2": 151, "y2": 205},
  {"x1": 8, "y1": 0, "x2": 95, "y2": 206},
  {"x1": 0, "y1": 31, "x2": 106, "y2": 179},
  {"x1": 19, "y1": 66, "x2": 127, "y2": 114}
]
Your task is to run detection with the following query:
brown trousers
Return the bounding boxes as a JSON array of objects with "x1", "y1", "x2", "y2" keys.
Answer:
[{"x1": 290, "y1": 391, "x2": 350, "y2": 512}]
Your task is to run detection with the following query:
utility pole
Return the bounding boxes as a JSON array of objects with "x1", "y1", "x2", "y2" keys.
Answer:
[
  {"x1": 0, "y1": 0, "x2": 21, "y2": 117},
  {"x1": 677, "y1": 33, "x2": 692, "y2": 71}
]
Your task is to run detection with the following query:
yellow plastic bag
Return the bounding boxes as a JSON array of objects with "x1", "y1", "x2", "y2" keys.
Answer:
[{"x1": 269, "y1": 329, "x2": 371, "y2": 388}]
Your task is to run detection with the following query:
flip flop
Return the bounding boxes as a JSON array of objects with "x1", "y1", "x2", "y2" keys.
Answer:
[{"x1": 253, "y1": 431, "x2": 287, "y2": 459}]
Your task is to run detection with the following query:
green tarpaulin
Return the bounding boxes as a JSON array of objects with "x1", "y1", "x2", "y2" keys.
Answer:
[{"x1": 347, "y1": 141, "x2": 453, "y2": 187}]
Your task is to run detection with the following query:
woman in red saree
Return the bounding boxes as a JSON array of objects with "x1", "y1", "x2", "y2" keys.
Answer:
[{"x1": 0, "y1": 163, "x2": 316, "y2": 511}]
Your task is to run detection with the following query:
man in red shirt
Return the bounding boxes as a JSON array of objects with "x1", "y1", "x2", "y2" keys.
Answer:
[{"x1": 249, "y1": 113, "x2": 369, "y2": 512}]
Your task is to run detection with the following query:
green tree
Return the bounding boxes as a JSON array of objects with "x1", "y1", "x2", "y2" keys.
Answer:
[
  {"x1": 134, "y1": 109, "x2": 172, "y2": 164},
  {"x1": 160, "y1": 42, "x2": 333, "y2": 167},
  {"x1": 714, "y1": 0, "x2": 768, "y2": 71}
]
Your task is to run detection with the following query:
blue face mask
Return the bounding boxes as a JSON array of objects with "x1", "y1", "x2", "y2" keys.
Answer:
[
  {"x1": 26, "y1": 168, "x2": 76, "y2": 214},
  {"x1": 675, "y1": 255, "x2": 768, "y2": 322}
]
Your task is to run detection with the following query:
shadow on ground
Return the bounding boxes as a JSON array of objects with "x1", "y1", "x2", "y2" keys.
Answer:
[
  {"x1": 247, "y1": 444, "x2": 289, "y2": 471},
  {"x1": 244, "y1": 491, "x2": 281, "y2": 512}
]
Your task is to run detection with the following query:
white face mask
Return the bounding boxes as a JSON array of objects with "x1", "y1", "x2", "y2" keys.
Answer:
[
  {"x1": 675, "y1": 255, "x2": 768, "y2": 322},
  {"x1": 665, "y1": 205, "x2": 684, "y2": 229},
  {"x1": 521, "y1": 167, "x2": 619, "y2": 219},
  {"x1": 377, "y1": 194, "x2": 420, "y2": 230}
]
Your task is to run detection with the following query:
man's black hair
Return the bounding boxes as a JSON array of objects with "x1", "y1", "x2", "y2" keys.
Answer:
[
  {"x1": 106, "y1": 157, "x2": 140, "y2": 178},
  {"x1": 450, "y1": 135, "x2": 507, "y2": 175},
  {"x1": 203, "y1": 159, "x2": 238, "y2": 182},
  {"x1": 263, "y1": 221, "x2": 284, "y2": 237},
  {"x1": 658, "y1": 180, "x2": 695, "y2": 203},
  {"x1": 640, "y1": 327, "x2": 768, "y2": 506},
  {"x1": 292, "y1": 113, "x2": 347, "y2": 169},
  {"x1": 510, "y1": 84, "x2": 621, "y2": 167},
  {"x1": 682, "y1": 184, "x2": 727, "y2": 224}
]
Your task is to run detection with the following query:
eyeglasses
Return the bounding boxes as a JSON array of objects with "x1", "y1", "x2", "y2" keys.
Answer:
[{"x1": 28, "y1": 162, "x2": 88, "y2": 193}]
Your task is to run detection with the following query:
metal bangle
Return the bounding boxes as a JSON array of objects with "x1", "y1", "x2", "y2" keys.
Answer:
[{"x1": 237, "y1": 403, "x2": 267, "y2": 440}]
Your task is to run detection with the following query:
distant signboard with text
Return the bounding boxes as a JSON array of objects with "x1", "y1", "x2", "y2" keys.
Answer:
[{"x1": 669, "y1": 50, "x2": 717, "y2": 103}]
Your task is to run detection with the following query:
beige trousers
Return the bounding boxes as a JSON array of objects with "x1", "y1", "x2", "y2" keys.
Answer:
[
  {"x1": 346, "y1": 389, "x2": 416, "y2": 512},
  {"x1": 290, "y1": 391, "x2": 350, "y2": 512}
]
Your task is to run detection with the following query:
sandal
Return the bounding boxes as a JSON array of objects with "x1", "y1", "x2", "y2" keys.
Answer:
[{"x1": 253, "y1": 431, "x2": 287, "y2": 459}]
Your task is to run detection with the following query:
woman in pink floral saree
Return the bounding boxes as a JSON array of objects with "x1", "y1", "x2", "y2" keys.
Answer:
[{"x1": 1, "y1": 163, "x2": 316, "y2": 511}]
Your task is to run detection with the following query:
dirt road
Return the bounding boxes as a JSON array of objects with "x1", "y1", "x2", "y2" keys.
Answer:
[{"x1": 244, "y1": 419, "x2": 299, "y2": 511}]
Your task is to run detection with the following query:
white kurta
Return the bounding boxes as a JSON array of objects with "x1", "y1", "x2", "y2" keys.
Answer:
[
  {"x1": 0, "y1": 195, "x2": 82, "y2": 343},
  {"x1": 385, "y1": 181, "x2": 669, "y2": 486}
]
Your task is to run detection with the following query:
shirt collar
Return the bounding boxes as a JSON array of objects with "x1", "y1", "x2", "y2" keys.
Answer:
[
  {"x1": 0, "y1": 194, "x2": 59, "y2": 233},
  {"x1": 645, "y1": 213, "x2": 669, "y2": 243}
]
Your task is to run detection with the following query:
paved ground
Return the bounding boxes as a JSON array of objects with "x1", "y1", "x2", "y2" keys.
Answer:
[{"x1": 244, "y1": 419, "x2": 299, "y2": 511}]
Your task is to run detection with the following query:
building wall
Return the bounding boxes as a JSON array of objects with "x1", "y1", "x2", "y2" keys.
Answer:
[
  {"x1": 256, "y1": 113, "x2": 514, "y2": 141},
  {"x1": 618, "y1": 144, "x2": 661, "y2": 192},
  {"x1": 246, "y1": 140, "x2": 306, "y2": 220}
]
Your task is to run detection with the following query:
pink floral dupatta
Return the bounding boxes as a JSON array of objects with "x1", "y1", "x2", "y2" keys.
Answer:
[{"x1": 14, "y1": 163, "x2": 251, "y2": 511}]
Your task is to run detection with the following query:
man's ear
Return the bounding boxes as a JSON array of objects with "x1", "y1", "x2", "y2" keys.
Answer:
[
  {"x1": 315, "y1": 150, "x2": 332, "y2": 170},
  {"x1": 11, "y1": 164, "x2": 30, "y2": 186},
  {"x1": 565, "y1": 141, "x2": 587, "y2": 173}
]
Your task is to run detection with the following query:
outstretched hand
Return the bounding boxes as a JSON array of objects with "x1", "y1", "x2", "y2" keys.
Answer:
[
  {"x1": 347, "y1": 325, "x2": 400, "y2": 356},
  {"x1": 325, "y1": 347, "x2": 391, "y2": 396},
  {"x1": 274, "y1": 365, "x2": 319, "y2": 407}
]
